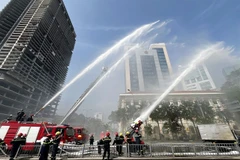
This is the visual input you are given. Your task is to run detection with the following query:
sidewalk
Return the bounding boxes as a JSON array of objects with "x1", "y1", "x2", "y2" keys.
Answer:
[{"x1": 1, "y1": 156, "x2": 240, "y2": 160}]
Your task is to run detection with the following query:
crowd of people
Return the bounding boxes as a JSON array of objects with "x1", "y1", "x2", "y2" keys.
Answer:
[
  {"x1": 0, "y1": 131, "x2": 62, "y2": 160},
  {"x1": 6, "y1": 109, "x2": 34, "y2": 123},
  {"x1": 93, "y1": 129, "x2": 144, "y2": 159}
]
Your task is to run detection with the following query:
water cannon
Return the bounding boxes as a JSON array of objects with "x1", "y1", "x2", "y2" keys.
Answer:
[{"x1": 128, "y1": 119, "x2": 143, "y2": 137}]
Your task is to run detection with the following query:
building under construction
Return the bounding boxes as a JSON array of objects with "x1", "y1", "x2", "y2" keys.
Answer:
[{"x1": 0, "y1": 0, "x2": 76, "y2": 119}]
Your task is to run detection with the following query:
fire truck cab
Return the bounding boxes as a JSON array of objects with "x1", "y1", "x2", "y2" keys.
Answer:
[
  {"x1": 73, "y1": 127, "x2": 89, "y2": 144},
  {"x1": 0, "y1": 121, "x2": 75, "y2": 146}
]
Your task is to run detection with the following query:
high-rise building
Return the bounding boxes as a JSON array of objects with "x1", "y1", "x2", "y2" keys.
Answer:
[
  {"x1": 125, "y1": 43, "x2": 172, "y2": 92},
  {"x1": 0, "y1": 0, "x2": 76, "y2": 119},
  {"x1": 179, "y1": 64, "x2": 216, "y2": 91}
]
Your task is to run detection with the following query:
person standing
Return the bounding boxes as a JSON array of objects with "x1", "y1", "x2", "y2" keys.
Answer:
[
  {"x1": 51, "y1": 131, "x2": 62, "y2": 160},
  {"x1": 39, "y1": 134, "x2": 52, "y2": 160},
  {"x1": 102, "y1": 132, "x2": 111, "y2": 160},
  {"x1": 89, "y1": 134, "x2": 94, "y2": 149},
  {"x1": 134, "y1": 130, "x2": 143, "y2": 155},
  {"x1": 9, "y1": 133, "x2": 24, "y2": 160},
  {"x1": 118, "y1": 133, "x2": 124, "y2": 155},
  {"x1": 26, "y1": 115, "x2": 34, "y2": 122},
  {"x1": 125, "y1": 131, "x2": 132, "y2": 157}
]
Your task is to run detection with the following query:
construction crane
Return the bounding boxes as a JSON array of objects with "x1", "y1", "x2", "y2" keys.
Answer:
[{"x1": 60, "y1": 67, "x2": 108, "y2": 124}]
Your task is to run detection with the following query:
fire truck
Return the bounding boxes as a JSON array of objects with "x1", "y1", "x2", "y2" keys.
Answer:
[
  {"x1": 73, "y1": 127, "x2": 89, "y2": 144},
  {"x1": 0, "y1": 121, "x2": 75, "y2": 148}
]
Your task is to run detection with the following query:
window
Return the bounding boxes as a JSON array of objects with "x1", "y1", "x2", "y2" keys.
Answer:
[{"x1": 191, "y1": 79, "x2": 196, "y2": 83}]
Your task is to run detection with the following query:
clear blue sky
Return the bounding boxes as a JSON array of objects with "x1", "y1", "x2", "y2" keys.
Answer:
[{"x1": 1, "y1": 0, "x2": 240, "y2": 120}]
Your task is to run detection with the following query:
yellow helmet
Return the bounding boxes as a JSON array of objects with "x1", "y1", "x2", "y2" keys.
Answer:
[
  {"x1": 55, "y1": 131, "x2": 61, "y2": 136},
  {"x1": 135, "y1": 122, "x2": 138, "y2": 124},
  {"x1": 126, "y1": 131, "x2": 130, "y2": 135},
  {"x1": 119, "y1": 133, "x2": 123, "y2": 136}
]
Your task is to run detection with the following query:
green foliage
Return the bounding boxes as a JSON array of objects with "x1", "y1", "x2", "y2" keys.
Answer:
[{"x1": 144, "y1": 124, "x2": 153, "y2": 137}]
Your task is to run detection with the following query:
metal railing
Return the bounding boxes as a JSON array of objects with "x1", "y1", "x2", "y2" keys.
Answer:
[{"x1": 0, "y1": 143, "x2": 239, "y2": 159}]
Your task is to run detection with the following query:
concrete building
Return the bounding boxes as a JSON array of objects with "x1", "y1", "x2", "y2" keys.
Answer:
[
  {"x1": 118, "y1": 91, "x2": 226, "y2": 136},
  {"x1": 0, "y1": 0, "x2": 76, "y2": 119},
  {"x1": 179, "y1": 64, "x2": 216, "y2": 91},
  {"x1": 125, "y1": 43, "x2": 172, "y2": 92}
]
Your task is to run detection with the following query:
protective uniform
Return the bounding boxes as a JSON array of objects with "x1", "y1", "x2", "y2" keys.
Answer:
[
  {"x1": 51, "y1": 131, "x2": 61, "y2": 160},
  {"x1": 102, "y1": 132, "x2": 111, "y2": 160},
  {"x1": 118, "y1": 133, "x2": 124, "y2": 155},
  {"x1": 134, "y1": 130, "x2": 143, "y2": 155},
  {"x1": 125, "y1": 132, "x2": 132, "y2": 157},
  {"x1": 26, "y1": 115, "x2": 34, "y2": 122},
  {"x1": 112, "y1": 132, "x2": 124, "y2": 156},
  {"x1": 9, "y1": 133, "x2": 25, "y2": 160},
  {"x1": 89, "y1": 134, "x2": 94, "y2": 145},
  {"x1": 39, "y1": 134, "x2": 52, "y2": 160},
  {"x1": 16, "y1": 109, "x2": 24, "y2": 121},
  {"x1": 97, "y1": 139, "x2": 103, "y2": 155}
]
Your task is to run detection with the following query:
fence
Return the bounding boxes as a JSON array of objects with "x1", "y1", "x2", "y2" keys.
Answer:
[{"x1": 0, "y1": 143, "x2": 239, "y2": 159}]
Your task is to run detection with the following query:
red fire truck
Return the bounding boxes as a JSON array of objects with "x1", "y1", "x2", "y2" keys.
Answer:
[
  {"x1": 73, "y1": 127, "x2": 89, "y2": 144},
  {"x1": 0, "y1": 121, "x2": 75, "y2": 147}
]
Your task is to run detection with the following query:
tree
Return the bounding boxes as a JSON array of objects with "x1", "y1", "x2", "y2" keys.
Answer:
[
  {"x1": 150, "y1": 107, "x2": 162, "y2": 139},
  {"x1": 144, "y1": 124, "x2": 152, "y2": 139}
]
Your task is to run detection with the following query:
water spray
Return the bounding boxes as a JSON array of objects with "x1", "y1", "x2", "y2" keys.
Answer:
[
  {"x1": 34, "y1": 20, "x2": 162, "y2": 116},
  {"x1": 60, "y1": 44, "x2": 140, "y2": 124},
  {"x1": 135, "y1": 42, "x2": 233, "y2": 123}
]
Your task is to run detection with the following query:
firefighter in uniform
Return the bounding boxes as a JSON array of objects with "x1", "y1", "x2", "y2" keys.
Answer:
[
  {"x1": 26, "y1": 115, "x2": 34, "y2": 122},
  {"x1": 39, "y1": 134, "x2": 52, "y2": 160},
  {"x1": 102, "y1": 132, "x2": 111, "y2": 160},
  {"x1": 51, "y1": 131, "x2": 62, "y2": 160},
  {"x1": 16, "y1": 109, "x2": 24, "y2": 121},
  {"x1": 21, "y1": 134, "x2": 27, "y2": 145},
  {"x1": 125, "y1": 131, "x2": 132, "y2": 157},
  {"x1": 9, "y1": 133, "x2": 25, "y2": 160},
  {"x1": 112, "y1": 132, "x2": 123, "y2": 156},
  {"x1": 97, "y1": 138, "x2": 103, "y2": 155},
  {"x1": 89, "y1": 134, "x2": 94, "y2": 148},
  {"x1": 118, "y1": 133, "x2": 124, "y2": 155},
  {"x1": 134, "y1": 130, "x2": 143, "y2": 155}
]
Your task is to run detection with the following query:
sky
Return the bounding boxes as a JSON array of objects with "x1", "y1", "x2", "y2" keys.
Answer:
[{"x1": 0, "y1": 0, "x2": 240, "y2": 121}]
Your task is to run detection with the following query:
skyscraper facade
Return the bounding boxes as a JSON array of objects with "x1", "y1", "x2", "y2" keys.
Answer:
[
  {"x1": 0, "y1": 0, "x2": 76, "y2": 119},
  {"x1": 125, "y1": 43, "x2": 172, "y2": 92},
  {"x1": 179, "y1": 64, "x2": 216, "y2": 91}
]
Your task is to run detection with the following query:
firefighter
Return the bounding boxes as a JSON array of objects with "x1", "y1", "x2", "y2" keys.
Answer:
[
  {"x1": 118, "y1": 133, "x2": 124, "y2": 155},
  {"x1": 97, "y1": 138, "x2": 103, "y2": 155},
  {"x1": 134, "y1": 130, "x2": 143, "y2": 155},
  {"x1": 7, "y1": 114, "x2": 12, "y2": 121},
  {"x1": 112, "y1": 132, "x2": 121, "y2": 155},
  {"x1": 20, "y1": 114, "x2": 26, "y2": 122},
  {"x1": 125, "y1": 131, "x2": 132, "y2": 157},
  {"x1": 102, "y1": 132, "x2": 111, "y2": 160},
  {"x1": 16, "y1": 109, "x2": 25, "y2": 121},
  {"x1": 26, "y1": 115, "x2": 34, "y2": 122},
  {"x1": 9, "y1": 133, "x2": 25, "y2": 160},
  {"x1": 21, "y1": 134, "x2": 27, "y2": 145},
  {"x1": 89, "y1": 134, "x2": 94, "y2": 147},
  {"x1": 51, "y1": 131, "x2": 62, "y2": 160},
  {"x1": 39, "y1": 134, "x2": 52, "y2": 160}
]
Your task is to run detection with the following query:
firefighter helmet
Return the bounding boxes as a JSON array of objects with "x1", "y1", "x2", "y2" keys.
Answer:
[
  {"x1": 106, "y1": 132, "x2": 110, "y2": 136},
  {"x1": 78, "y1": 135, "x2": 82, "y2": 138},
  {"x1": 126, "y1": 131, "x2": 130, "y2": 135},
  {"x1": 18, "y1": 133, "x2": 23, "y2": 137},
  {"x1": 47, "y1": 134, "x2": 52, "y2": 137},
  {"x1": 119, "y1": 133, "x2": 123, "y2": 136},
  {"x1": 115, "y1": 132, "x2": 118, "y2": 136},
  {"x1": 23, "y1": 134, "x2": 27, "y2": 137},
  {"x1": 55, "y1": 131, "x2": 61, "y2": 136}
]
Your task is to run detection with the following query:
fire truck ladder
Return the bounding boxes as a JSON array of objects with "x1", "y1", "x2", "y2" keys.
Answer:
[{"x1": 60, "y1": 67, "x2": 108, "y2": 124}]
